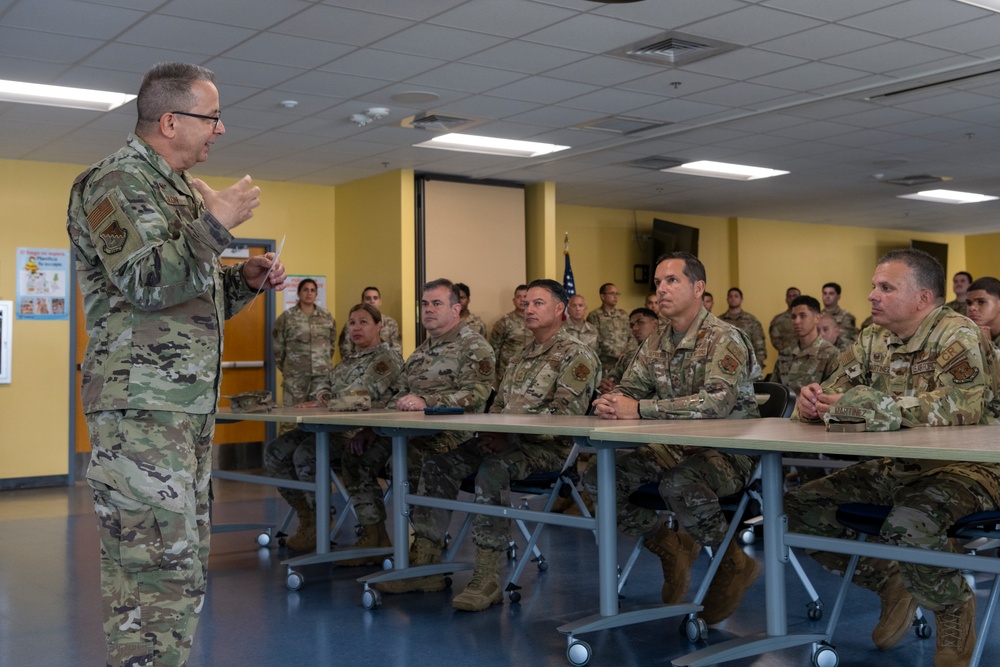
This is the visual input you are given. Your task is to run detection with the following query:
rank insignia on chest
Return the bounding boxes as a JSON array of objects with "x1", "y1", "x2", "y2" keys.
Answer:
[
  {"x1": 948, "y1": 359, "x2": 979, "y2": 383},
  {"x1": 573, "y1": 364, "x2": 591, "y2": 381},
  {"x1": 100, "y1": 220, "x2": 128, "y2": 254},
  {"x1": 719, "y1": 355, "x2": 739, "y2": 375},
  {"x1": 478, "y1": 358, "x2": 494, "y2": 376}
]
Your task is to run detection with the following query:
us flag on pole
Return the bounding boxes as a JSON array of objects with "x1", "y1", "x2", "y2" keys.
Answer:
[{"x1": 562, "y1": 233, "x2": 576, "y2": 297}]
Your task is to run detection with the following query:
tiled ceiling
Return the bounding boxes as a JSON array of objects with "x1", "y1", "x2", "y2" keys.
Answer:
[{"x1": 4, "y1": 0, "x2": 1000, "y2": 233}]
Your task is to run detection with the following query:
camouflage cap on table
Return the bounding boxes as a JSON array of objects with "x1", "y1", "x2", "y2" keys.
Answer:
[{"x1": 228, "y1": 391, "x2": 274, "y2": 413}]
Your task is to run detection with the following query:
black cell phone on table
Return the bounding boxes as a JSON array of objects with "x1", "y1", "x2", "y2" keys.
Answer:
[{"x1": 423, "y1": 406, "x2": 464, "y2": 415}]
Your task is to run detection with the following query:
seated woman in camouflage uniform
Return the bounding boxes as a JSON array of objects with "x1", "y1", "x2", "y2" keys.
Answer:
[{"x1": 263, "y1": 303, "x2": 403, "y2": 552}]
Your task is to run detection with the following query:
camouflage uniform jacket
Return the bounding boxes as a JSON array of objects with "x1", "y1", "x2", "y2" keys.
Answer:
[
  {"x1": 273, "y1": 304, "x2": 336, "y2": 389},
  {"x1": 563, "y1": 318, "x2": 599, "y2": 354},
  {"x1": 338, "y1": 313, "x2": 401, "y2": 358},
  {"x1": 389, "y1": 321, "x2": 495, "y2": 412},
  {"x1": 719, "y1": 309, "x2": 768, "y2": 365},
  {"x1": 586, "y1": 306, "x2": 637, "y2": 374},
  {"x1": 769, "y1": 310, "x2": 796, "y2": 355},
  {"x1": 67, "y1": 133, "x2": 256, "y2": 415},
  {"x1": 824, "y1": 305, "x2": 859, "y2": 350},
  {"x1": 770, "y1": 334, "x2": 840, "y2": 395},
  {"x1": 615, "y1": 307, "x2": 761, "y2": 427},
  {"x1": 489, "y1": 310, "x2": 534, "y2": 386},
  {"x1": 945, "y1": 299, "x2": 968, "y2": 316},
  {"x1": 314, "y1": 342, "x2": 404, "y2": 408},
  {"x1": 799, "y1": 307, "x2": 1000, "y2": 498},
  {"x1": 463, "y1": 312, "x2": 487, "y2": 337}
]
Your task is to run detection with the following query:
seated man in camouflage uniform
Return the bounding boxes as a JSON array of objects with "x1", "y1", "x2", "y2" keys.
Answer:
[
  {"x1": 768, "y1": 286, "x2": 802, "y2": 355},
  {"x1": 966, "y1": 276, "x2": 1000, "y2": 347},
  {"x1": 564, "y1": 294, "x2": 599, "y2": 353},
  {"x1": 786, "y1": 249, "x2": 1000, "y2": 667},
  {"x1": 489, "y1": 284, "x2": 533, "y2": 388},
  {"x1": 598, "y1": 307, "x2": 660, "y2": 393},
  {"x1": 338, "y1": 286, "x2": 402, "y2": 357},
  {"x1": 587, "y1": 251, "x2": 762, "y2": 624},
  {"x1": 345, "y1": 279, "x2": 495, "y2": 564},
  {"x1": 263, "y1": 303, "x2": 403, "y2": 552},
  {"x1": 377, "y1": 279, "x2": 600, "y2": 611}
]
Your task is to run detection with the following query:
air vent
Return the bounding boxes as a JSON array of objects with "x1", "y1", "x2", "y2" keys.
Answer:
[
  {"x1": 576, "y1": 116, "x2": 669, "y2": 135},
  {"x1": 400, "y1": 112, "x2": 486, "y2": 133},
  {"x1": 625, "y1": 156, "x2": 685, "y2": 170},
  {"x1": 879, "y1": 174, "x2": 951, "y2": 187},
  {"x1": 612, "y1": 31, "x2": 739, "y2": 67}
]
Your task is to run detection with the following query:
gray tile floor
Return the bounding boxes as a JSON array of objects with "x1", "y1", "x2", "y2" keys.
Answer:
[{"x1": 0, "y1": 478, "x2": 995, "y2": 667}]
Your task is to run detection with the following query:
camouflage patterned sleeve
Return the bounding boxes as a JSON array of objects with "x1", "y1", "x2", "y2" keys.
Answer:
[
  {"x1": 749, "y1": 316, "x2": 767, "y2": 365},
  {"x1": 381, "y1": 315, "x2": 402, "y2": 353},
  {"x1": 338, "y1": 325, "x2": 352, "y2": 360},
  {"x1": 489, "y1": 316, "x2": 507, "y2": 351},
  {"x1": 272, "y1": 309, "x2": 289, "y2": 371},
  {"x1": 547, "y1": 346, "x2": 602, "y2": 415},
  {"x1": 221, "y1": 262, "x2": 257, "y2": 319},
  {"x1": 425, "y1": 336, "x2": 495, "y2": 411}
]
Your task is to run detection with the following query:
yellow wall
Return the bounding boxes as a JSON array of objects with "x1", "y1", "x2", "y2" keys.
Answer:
[{"x1": 965, "y1": 232, "x2": 1000, "y2": 281}]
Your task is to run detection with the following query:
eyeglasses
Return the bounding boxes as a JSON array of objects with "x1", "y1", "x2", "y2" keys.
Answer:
[
  {"x1": 602, "y1": 291, "x2": 620, "y2": 297},
  {"x1": 171, "y1": 110, "x2": 221, "y2": 130}
]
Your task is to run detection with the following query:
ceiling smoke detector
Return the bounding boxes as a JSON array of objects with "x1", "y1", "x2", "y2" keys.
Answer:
[{"x1": 878, "y1": 174, "x2": 951, "y2": 187}]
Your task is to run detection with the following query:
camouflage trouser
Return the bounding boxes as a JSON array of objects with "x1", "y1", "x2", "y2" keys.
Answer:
[
  {"x1": 785, "y1": 457, "x2": 998, "y2": 611},
  {"x1": 262, "y1": 428, "x2": 352, "y2": 508},
  {"x1": 86, "y1": 410, "x2": 213, "y2": 667},
  {"x1": 341, "y1": 431, "x2": 464, "y2": 526},
  {"x1": 582, "y1": 443, "x2": 687, "y2": 537},
  {"x1": 411, "y1": 434, "x2": 570, "y2": 552}
]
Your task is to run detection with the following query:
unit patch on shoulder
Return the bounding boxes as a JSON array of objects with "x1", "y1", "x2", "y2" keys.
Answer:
[
  {"x1": 947, "y1": 359, "x2": 979, "y2": 384},
  {"x1": 937, "y1": 341, "x2": 968, "y2": 368},
  {"x1": 479, "y1": 358, "x2": 494, "y2": 376},
  {"x1": 375, "y1": 361, "x2": 390, "y2": 375},
  {"x1": 86, "y1": 196, "x2": 114, "y2": 230},
  {"x1": 573, "y1": 364, "x2": 591, "y2": 381},
  {"x1": 90, "y1": 189, "x2": 144, "y2": 271},
  {"x1": 719, "y1": 355, "x2": 740, "y2": 375},
  {"x1": 100, "y1": 220, "x2": 128, "y2": 254}
]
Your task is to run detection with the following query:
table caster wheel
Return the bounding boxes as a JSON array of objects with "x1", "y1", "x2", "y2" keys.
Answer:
[
  {"x1": 509, "y1": 590, "x2": 521, "y2": 603},
  {"x1": 812, "y1": 643, "x2": 838, "y2": 667},
  {"x1": 286, "y1": 571, "x2": 304, "y2": 591},
  {"x1": 807, "y1": 603, "x2": 823, "y2": 621},
  {"x1": 566, "y1": 639, "x2": 591, "y2": 666},
  {"x1": 256, "y1": 532, "x2": 272, "y2": 547},
  {"x1": 277, "y1": 536, "x2": 287, "y2": 548},
  {"x1": 915, "y1": 618, "x2": 932, "y2": 639},
  {"x1": 740, "y1": 527, "x2": 756, "y2": 545},
  {"x1": 362, "y1": 587, "x2": 382, "y2": 610},
  {"x1": 382, "y1": 556, "x2": 394, "y2": 570},
  {"x1": 537, "y1": 558, "x2": 549, "y2": 572},
  {"x1": 682, "y1": 616, "x2": 708, "y2": 642}
]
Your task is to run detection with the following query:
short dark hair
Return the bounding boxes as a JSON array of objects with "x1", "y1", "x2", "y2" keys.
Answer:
[
  {"x1": 296, "y1": 278, "x2": 317, "y2": 295},
  {"x1": 654, "y1": 251, "x2": 706, "y2": 285},
  {"x1": 423, "y1": 278, "x2": 461, "y2": 306},
  {"x1": 629, "y1": 307, "x2": 658, "y2": 320},
  {"x1": 786, "y1": 286, "x2": 800, "y2": 296},
  {"x1": 703, "y1": 292, "x2": 713, "y2": 299},
  {"x1": 877, "y1": 248, "x2": 945, "y2": 298},
  {"x1": 348, "y1": 302, "x2": 382, "y2": 324},
  {"x1": 515, "y1": 284, "x2": 528, "y2": 293},
  {"x1": 361, "y1": 286, "x2": 380, "y2": 298},
  {"x1": 822, "y1": 282, "x2": 842, "y2": 295},
  {"x1": 527, "y1": 279, "x2": 568, "y2": 308},
  {"x1": 790, "y1": 295, "x2": 821, "y2": 314},
  {"x1": 455, "y1": 282, "x2": 470, "y2": 298},
  {"x1": 968, "y1": 277, "x2": 1000, "y2": 299},
  {"x1": 136, "y1": 62, "x2": 216, "y2": 136},
  {"x1": 599, "y1": 283, "x2": 616, "y2": 295},
  {"x1": 727, "y1": 287, "x2": 743, "y2": 298},
  {"x1": 955, "y1": 271, "x2": 973, "y2": 283}
]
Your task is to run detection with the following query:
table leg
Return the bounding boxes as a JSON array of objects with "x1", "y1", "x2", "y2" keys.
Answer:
[
  {"x1": 761, "y1": 450, "x2": 787, "y2": 635},
  {"x1": 596, "y1": 445, "x2": 618, "y2": 616},
  {"x1": 315, "y1": 430, "x2": 330, "y2": 555},
  {"x1": 391, "y1": 432, "x2": 409, "y2": 569}
]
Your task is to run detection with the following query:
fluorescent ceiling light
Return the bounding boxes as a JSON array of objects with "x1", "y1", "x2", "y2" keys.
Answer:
[
  {"x1": 0, "y1": 79, "x2": 136, "y2": 111},
  {"x1": 414, "y1": 133, "x2": 570, "y2": 158},
  {"x1": 662, "y1": 160, "x2": 789, "y2": 181},
  {"x1": 955, "y1": 0, "x2": 1000, "y2": 12},
  {"x1": 897, "y1": 189, "x2": 999, "y2": 204}
]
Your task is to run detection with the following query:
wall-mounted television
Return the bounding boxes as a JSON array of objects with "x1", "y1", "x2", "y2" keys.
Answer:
[
  {"x1": 910, "y1": 239, "x2": 948, "y2": 275},
  {"x1": 651, "y1": 219, "x2": 699, "y2": 287}
]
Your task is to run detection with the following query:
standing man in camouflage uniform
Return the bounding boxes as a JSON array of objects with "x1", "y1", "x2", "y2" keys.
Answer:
[
  {"x1": 338, "y1": 286, "x2": 401, "y2": 357},
  {"x1": 564, "y1": 293, "x2": 598, "y2": 353},
  {"x1": 457, "y1": 282, "x2": 487, "y2": 337},
  {"x1": 489, "y1": 284, "x2": 533, "y2": 387},
  {"x1": 273, "y1": 278, "x2": 336, "y2": 434},
  {"x1": 786, "y1": 249, "x2": 1000, "y2": 666},
  {"x1": 768, "y1": 286, "x2": 801, "y2": 355},
  {"x1": 946, "y1": 271, "x2": 972, "y2": 316},
  {"x1": 966, "y1": 276, "x2": 1000, "y2": 346},
  {"x1": 264, "y1": 303, "x2": 403, "y2": 553},
  {"x1": 377, "y1": 279, "x2": 600, "y2": 611},
  {"x1": 587, "y1": 282, "x2": 636, "y2": 375},
  {"x1": 67, "y1": 63, "x2": 287, "y2": 667},
  {"x1": 719, "y1": 287, "x2": 768, "y2": 368},
  {"x1": 822, "y1": 281, "x2": 859, "y2": 350},
  {"x1": 817, "y1": 311, "x2": 842, "y2": 348},
  {"x1": 598, "y1": 307, "x2": 660, "y2": 393},
  {"x1": 770, "y1": 295, "x2": 839, "y2": 395},
  {"x1": 588, "y1": 252, "x2": 761, "y2": 622},
  {"x1": 346, "y1": 279, "x2": 495, "y2": 560}
]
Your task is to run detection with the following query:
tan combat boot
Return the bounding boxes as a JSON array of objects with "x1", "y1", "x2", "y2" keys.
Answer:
[
  {"x1": 563, "y1": 489, "x2": 596, "y2": 517},
  {"x1": 339, "y1": 521, "x2": 391, "y2": 567},
  {"x1": 452, "y1": 547, "x2": 505, "y2": 611},
  {"x1": 700, "y1": 539, "x2": 761, "y2": 624},
  {"x1": 644, "y1": 524, "x2": 701, "y2": 604},
  {"x1": 872, "y1": 572, "x2": 919, "y2": 651},
  {"x1": 285, "y1": 499, "x2": 317, "y2": 552},
  {"x1": 374, "y1": 536, "x2": 448, "y2": 594},
  {"x1": 934, "y1": 594, "x2": 976, "y2": 667}
]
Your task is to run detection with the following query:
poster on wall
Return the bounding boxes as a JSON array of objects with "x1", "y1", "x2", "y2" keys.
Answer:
[
  {"x1": 0, "y1": 301, "x2": 11, "y2": 384},
  {"x1": 15, "y1": 247, "x2": 69, "y2": 320},
  {"x1": 281, "y1": 275, "x2": 328, "y2": 312}
]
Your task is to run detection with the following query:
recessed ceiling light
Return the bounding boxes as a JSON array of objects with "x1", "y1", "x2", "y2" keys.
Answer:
[
  {"x1": 955, "y1": 0, "x2": 1000, "y2": 11},
  {"x1": 0, "y1": 78, "x2": 136, "y2": 111},
  {"x1": 897, "y1": 189, "x2": 999, "y2": 204},
  {"x1": 414, "y1": 133, "x2": 570, "y2": 158},
  {"x1": 662, "y1": 160, "x2": 789, "y2": 181}
]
